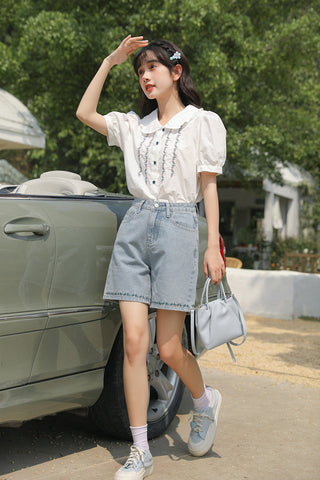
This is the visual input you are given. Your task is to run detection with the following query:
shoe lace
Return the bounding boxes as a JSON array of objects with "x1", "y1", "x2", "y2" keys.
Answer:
[
  {"x1": 123, "y1": 445, "x2": 144, "y2": 470},
  {"x1": 190, "y1": 411, "x2": 214, "y2": 433}
]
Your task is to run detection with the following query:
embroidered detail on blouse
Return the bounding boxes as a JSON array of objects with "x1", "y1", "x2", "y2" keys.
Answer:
[
  {"x1": 171, "y1": 125, "x2": 183, "y2": 177},
  {"x1": 160, "y1": 126, "x2": 184, "y2": 182},
  {"x1": 161, "y1": 131, "x2": 172, "y2": 183},
  {"x1": 137, "y1": 123, "x2": 190, "y2": 187},
  {"x1": 137, "y1": 134, "x2": 154, "y2": 184},
  {"x1": 137, "y1": 135, "x2": 148, "y2": 176},
  {"x1": 144, "y1": 136, "x2": 154, "y2": 184}
]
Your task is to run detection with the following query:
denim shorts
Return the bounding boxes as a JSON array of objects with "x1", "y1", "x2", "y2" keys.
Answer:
[{"x1": 103, "y1": 199, "x2": 199, "y2": 312}]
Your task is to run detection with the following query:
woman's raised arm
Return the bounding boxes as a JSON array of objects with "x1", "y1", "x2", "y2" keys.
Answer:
[{"x1": 76, "y1": 35, "x2": 148, "y2": 136}]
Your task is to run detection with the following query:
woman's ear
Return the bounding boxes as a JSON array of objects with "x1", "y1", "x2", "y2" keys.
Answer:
[{"x1": 172, "y1": 64, "x2": 182, "y2": 81}]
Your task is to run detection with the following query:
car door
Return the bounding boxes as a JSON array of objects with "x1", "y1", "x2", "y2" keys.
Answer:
[
  {"x1": 0, "y1": 197, "x2": 55, "y2": 389},
  {"x1": 29, "y1": 197, "x2": 119, "y2": 382}
]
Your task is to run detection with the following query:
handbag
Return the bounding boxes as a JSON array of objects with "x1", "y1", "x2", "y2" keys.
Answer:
[{"x1": 190, "y1": 277, "x2": 247, "y2": 362}]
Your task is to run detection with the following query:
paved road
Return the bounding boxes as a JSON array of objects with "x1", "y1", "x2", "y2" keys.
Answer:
[{"x1": 0, "y1": 368, "x2": 319, "y2": 480}]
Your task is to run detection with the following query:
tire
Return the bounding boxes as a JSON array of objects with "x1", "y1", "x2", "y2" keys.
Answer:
[{"x1": 89, "y1": 312, "x2": 187, "y2": 440}]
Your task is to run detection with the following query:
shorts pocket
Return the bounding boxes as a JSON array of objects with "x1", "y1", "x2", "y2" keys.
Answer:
[
  {"x1": 170, "y1": 212, "x2": 197, "y2": 231},
  {"x1": 121, "y1": 203, "x2": 141, "y2": 223}
]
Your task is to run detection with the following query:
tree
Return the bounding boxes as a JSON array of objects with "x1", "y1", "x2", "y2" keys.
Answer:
[{"x1": 0, "y1": 0, "x2": 319, "y2": 225}]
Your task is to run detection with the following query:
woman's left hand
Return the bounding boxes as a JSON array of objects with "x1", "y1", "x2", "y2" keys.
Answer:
[{"x1": 204, "y1": 246, "x2": 225, "y2": 284}]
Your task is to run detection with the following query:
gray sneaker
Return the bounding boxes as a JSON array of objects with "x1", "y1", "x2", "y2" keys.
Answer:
[
  {"x1": 188, "y1": 387, "x2": 222, "y2": 457},
  {"x1": 114, "y1": 445, "x2": 153, "y2": 480}
]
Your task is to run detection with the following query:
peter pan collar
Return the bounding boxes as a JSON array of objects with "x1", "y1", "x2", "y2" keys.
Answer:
[{"x1": 140, "y1": 104, "x2": 202, "y2": 134}]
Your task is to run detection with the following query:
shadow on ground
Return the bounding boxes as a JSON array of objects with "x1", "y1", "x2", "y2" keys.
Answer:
[{"x1": 0, "y1": 388, "x2": 207, "y2": 477}]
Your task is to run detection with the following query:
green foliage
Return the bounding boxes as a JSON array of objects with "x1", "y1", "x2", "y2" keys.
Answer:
[
  {"x1": 270, "y1": 236, "x2": 319, "y2": 271},
  {"x1": 0, "y1": 0, "x2": 319, "y2": 197}
]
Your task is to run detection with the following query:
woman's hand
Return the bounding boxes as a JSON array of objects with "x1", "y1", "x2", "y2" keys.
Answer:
[
  {"x1": 204, "y1": 245, "x2": 225, "y2": 285},
  {"x1": 107, "y1": 35, "x2": 148, "y2": 66}
]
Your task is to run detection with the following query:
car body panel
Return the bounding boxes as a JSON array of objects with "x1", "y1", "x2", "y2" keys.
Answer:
[
  {"x1": 43, "y1": 198, "x2": 117, "y2": 308},
  {"x1": 30, "y1": 307, "x2": 120, "y2": 382},
  {"x1": 0, "y1": 200, "x2": 55, "y2": 389},
  {"x1": 21, "y1": 198, "x2": 120, "y2": 382},
  {"x1": 0, "y1": 200, "x2": 54, "y2": 314},
  {"x1": 0, "y1": 369, "x2": 104, "y2": 425},
  {"x1": 0, "y1": 330, "x2": 44, "y2": 390}
]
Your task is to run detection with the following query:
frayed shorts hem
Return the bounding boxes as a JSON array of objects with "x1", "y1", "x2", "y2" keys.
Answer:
[
  {"x1": 103, "y1": 292, "x2": 150, "y2": 304},
  {"x1": 150, "y1": 301, "x2": 193, "y2": 312},
  {"x1": 103, "y1": 292, "x2": 193, "y2": 312}
]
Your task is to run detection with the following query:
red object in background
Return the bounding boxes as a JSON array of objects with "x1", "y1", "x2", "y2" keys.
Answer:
[{"x1": 219, "y1": 234, "x2": 226, "y2": 266}]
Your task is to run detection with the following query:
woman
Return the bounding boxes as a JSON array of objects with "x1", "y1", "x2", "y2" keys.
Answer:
[{"x1": 76, "y1": 34, "x2": 226, "y2": 480}]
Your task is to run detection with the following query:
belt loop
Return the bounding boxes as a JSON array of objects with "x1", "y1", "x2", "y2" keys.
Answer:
[
  {"x1": 166, "y1": 202, "x2": 170, "y2": 218},
  {"x1": 137, "y1": 199, "x2": 145, "y2": 212}
]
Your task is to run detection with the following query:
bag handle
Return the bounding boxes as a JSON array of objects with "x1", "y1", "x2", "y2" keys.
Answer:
[{"x1": 200, "y1": 277, "x2": 227, "y2": 306}]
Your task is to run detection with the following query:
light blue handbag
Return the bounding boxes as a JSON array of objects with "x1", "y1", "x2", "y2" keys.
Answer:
[{"x1": 190, "y1": 277, "x2": 247, "y2": 362}]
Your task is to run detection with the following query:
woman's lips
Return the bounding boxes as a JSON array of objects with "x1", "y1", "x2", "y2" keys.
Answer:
[{"x1": 146, "y1": 84, "x2": 154, "y2": 92}]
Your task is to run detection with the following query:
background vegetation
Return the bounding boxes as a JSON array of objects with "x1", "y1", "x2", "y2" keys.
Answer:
[{"x1": 0, "y1": 1, "x2": 319, "y2": 229}]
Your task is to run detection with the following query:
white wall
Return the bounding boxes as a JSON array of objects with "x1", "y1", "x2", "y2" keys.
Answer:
[{"x1": 226, "y1": 268, "x2": 320, "y2": 320}]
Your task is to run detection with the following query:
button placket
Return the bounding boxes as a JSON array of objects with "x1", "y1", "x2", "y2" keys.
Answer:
[{"x1": 149, "y1": 130, "x2": 162, "y2": 190}]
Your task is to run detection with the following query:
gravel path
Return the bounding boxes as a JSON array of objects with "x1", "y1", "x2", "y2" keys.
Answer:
[{"x1": 199, "y1": 315, "x2": 320, "y2": 388}]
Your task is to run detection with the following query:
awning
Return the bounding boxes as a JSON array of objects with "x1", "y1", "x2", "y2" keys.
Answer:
[{"x1": 0, "y1": 89, "x2": 46, "y2": 150}]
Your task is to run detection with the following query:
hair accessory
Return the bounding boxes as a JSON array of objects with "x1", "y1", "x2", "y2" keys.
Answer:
[{"x1": 170, "y1": 51, "x2": 181, "y2": 61}]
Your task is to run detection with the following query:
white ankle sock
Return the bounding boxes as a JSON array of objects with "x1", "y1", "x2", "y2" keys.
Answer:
[
  {"x1": 130, "y1": 424, "x2": 149, "y2": 452},
  {"x1": 192, "y1": 386, "x2": 213, "y2": 409}
]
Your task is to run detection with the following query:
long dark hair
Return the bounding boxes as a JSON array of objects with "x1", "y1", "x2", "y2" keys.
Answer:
[{"x1": 133, "y1": 39, "x2": 201, "y2": 117}]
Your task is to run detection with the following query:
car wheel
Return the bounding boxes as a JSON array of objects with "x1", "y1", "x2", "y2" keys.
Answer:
[{"x1": 88, "y1": 312, "x2": 186, "y2": 440}]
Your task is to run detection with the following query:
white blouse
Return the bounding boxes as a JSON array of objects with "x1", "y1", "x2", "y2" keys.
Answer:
[{"x1": 104, "y1": 104, "x2": 226, "y2": 203}]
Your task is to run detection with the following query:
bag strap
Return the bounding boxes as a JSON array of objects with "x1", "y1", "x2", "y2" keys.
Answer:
[
  {"x1": 228, "y1": 294, "x2": 247, "y2": 346},
  {"x1": 226, "y1": 343, "x2": 236, "y2": 363},
  {"x1": 190, "y1": 309, "x2": 202, "y2": 356}
]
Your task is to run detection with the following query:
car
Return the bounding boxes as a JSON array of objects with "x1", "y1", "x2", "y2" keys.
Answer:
[{"x1": 0, "y1": 170, "x2": 230, "y2": 440}]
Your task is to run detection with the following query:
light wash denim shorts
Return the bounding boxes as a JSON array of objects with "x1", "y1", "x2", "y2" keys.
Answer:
[{"x1": 103, "y1": 199, "x2": 199, "y2": 312}]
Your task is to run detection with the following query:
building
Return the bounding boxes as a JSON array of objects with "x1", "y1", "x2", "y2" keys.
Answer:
[{"x1": 214, "y1": 163, "x2": 315, "y2": 267}]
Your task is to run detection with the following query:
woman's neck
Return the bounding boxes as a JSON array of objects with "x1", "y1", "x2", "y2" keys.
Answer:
[{"x1": 157, "y1": 91, "x2": 185, "y2": 126}]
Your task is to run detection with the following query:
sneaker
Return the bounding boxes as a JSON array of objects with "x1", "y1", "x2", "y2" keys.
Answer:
[
  {"x1": 188, "y1": 387, "x2": 222, "y2": 457},
  {"x1": 114, "y1": 445, "x2": 153, "y2": 480}
]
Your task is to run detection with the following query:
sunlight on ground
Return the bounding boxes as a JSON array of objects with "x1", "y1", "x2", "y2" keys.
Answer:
[{"x1": 198, "y1": 316, "x2": 320, "y2": 388}]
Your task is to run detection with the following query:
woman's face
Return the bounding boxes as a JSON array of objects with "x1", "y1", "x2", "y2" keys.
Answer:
[{"x1": 137, "y1": 51, "x2": 178, "y2": 101}]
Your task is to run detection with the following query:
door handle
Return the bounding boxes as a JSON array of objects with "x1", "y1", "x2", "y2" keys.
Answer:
[{"x1": 4, "y1": 223, "x2": 50, "y2": 235}]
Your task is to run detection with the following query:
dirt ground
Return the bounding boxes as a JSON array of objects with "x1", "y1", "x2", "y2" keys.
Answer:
[{"x1": 198, "y1": 315, "x2": 320, "y2": 388}]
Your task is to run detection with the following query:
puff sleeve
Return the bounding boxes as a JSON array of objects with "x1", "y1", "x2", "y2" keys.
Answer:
[
  {"x1": 104, "y1": 111, "x2": 140, "y2": 149},
  {"x1": 197, "y1": 111, "x2": 226, "y2": 175}
]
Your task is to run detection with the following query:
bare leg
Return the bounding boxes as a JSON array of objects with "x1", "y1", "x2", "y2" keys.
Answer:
[
  {"x1": 156, "y1": 309, "x2": 204, "y2": 399},
  {"x1": 120, "y1": 301, "x2": 149, "y2": 427}
]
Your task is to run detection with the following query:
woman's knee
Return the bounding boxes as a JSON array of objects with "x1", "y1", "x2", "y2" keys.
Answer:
[
  {"x1": 157, "y1": 340, "x2": 183, "y2": 368},
  {"x1": 124, "y1": 329, "x2": 148, "y2": 364}
]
